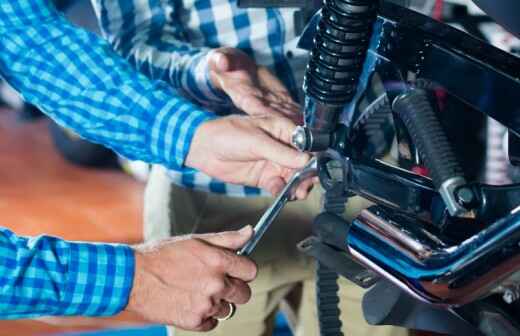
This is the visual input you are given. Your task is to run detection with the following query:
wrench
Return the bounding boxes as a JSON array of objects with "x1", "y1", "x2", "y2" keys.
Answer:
[{"x1": 237, "y1": 157, "x2": 318, "y2": 256}]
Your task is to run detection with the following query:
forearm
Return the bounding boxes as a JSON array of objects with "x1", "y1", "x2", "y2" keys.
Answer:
[
  {"x1": 91, "y1": 0, "x2": 229, "y2": 108},
  {"x1": 0, "y1": 0, "x2": 214, "y2": 170},
  {"x1": 0, "y1": 227, "x2": 134, "y2": 319}
]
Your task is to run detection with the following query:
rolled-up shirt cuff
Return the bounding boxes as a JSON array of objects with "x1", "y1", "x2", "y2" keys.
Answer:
[
  {"x1": 147, "y1": 87, "x2": 216, "y2": 171},
  {"x1": 60, "y1": 242, "x2": 135, "y2": 316}
]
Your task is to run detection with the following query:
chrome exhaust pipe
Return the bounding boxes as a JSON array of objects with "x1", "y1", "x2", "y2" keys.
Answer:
[{"x1": 347, "y1": 206, "x2": 520, "y2": 306}]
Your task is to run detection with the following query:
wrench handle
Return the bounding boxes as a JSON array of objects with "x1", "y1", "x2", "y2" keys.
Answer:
[
  {"x1": 237, "y1": 193, "x2": 290, "y2": 256},
  {"x1": 237, "y1": 158, "x2": 318, "y2": 257}
]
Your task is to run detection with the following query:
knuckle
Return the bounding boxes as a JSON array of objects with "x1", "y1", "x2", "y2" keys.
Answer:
[
  {"x1": 232, "y1": 280, "x2": 252, "y2": 304},
  {"x1": 243, "y1": 259, "x2": 258, "y2": 281},
  {"x1": 183, "y1": 313, "x2": 202, "y2": 330},
  {"x1": 208, "y1": 251, "x2": 226, "y2": 270},
  {"x1": 224, "y1": 252, "x2": 238, "y2": 269},
  {"x1": 187, "y1": 238, "x2": 204, "y2": 250},
  {"x1": 207, "y1": 320, "x2": 218, "y2": 331},
  {"x1": 197, "y1": 298, "x2": 214, "y2": 316},
  {"x1": 206, "y1": 278, "x2": 226, "y2": 296},
  {"x1": 225, "y1": 279, "x2": 237, "y2": 299},
  {"x1": 189, "y1": 316, "x2": 203, "y2": 330},
  {"x1": 251, "y1": 262, "x2": 258, "y2": 278},
  {"x1": 243, "y1": 284, "x2": 253, "y2": 302}
]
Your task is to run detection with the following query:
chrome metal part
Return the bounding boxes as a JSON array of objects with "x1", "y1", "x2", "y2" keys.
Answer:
[
  {"x1": 292, "y1": 124, "x2": 333, "y2": 153},
  {"x1": 292, "y1": 126, "x2": 310, "y2": 152},
  {"x1": 439, "y1": 176, "x2": 467, "y2": 217},
  {"x1": 347, "y1": 206, "x2": 520, "y2": 306},
  {"x1": 503, "y1": 288, "x2": 520, "y2": 305}
]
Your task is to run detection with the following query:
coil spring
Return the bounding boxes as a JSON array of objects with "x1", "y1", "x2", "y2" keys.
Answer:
[{"x1": 304, "y1": 0, "x2": 379, "y2": 106}]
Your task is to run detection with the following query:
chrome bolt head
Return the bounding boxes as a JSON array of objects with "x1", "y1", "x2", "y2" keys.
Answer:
[{"x1": 292, "y1": 126, "x2": 309, "y2": 152}]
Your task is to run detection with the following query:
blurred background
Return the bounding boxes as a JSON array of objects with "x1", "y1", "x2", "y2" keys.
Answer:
[{"x1": 0, "y1": 0, "x2": 518, "y2": 335}]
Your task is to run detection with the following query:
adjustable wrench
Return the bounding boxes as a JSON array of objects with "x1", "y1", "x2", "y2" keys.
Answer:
[{"x1": 238, "y1": 157, "x2": 318, "y2": 256}]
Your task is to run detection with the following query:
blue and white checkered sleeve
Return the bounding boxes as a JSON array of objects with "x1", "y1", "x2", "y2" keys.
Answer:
[
  {"x1": 91, "y1": 0, "x2": 231, "y2": 109},
  {"x1": 0, "y1": 228, "x2": 134, "y2": 318},
  {"x1": 0, "y1": 0, "x2": 215, "y2": 171}
]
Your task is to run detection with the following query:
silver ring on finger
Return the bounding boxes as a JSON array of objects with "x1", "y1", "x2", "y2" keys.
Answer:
[{"x1": 216, "y1": 302, "x2": 236, "y2": 322}]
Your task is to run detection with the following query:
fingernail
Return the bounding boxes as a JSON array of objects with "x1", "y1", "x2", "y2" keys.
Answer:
[
  {"x1": 299, "y1": 153, "x2": 310, "y2": 165},
  {"x1": 216, "y1": 53, "x2": 227, "y2": 69}
]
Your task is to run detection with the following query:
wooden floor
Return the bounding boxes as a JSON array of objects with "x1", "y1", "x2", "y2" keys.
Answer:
[{"x1": 0, "y1": 108, "x2": 148, "y2": 335}]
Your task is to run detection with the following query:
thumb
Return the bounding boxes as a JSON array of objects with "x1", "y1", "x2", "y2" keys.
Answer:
[
  {"x1": 199, "y1": 226, "x2": 253, "y2": 250},
  {"x1": 252, "y1": 117, "x2": 310, "y2": 169},
  {"x1": 208, "y1": 50, "x2": 231, "y2": 73}
]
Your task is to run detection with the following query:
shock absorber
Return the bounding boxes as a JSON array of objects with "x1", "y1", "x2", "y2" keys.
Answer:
[
  {"x1": 291, "y1": 2, "x2": 380, "y2": 336},
  {"x1": 292, "y1": 0, "x2": 379, "y2": 152}
]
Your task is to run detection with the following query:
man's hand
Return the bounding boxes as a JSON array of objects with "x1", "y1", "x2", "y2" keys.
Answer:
[
  {"x1": 185, "y1": 114, "x2": 314, "y2": 199},
  {"x1": 208, "y1": 47, "x2": 301, "y2": 122},
  {"x1": 126, "y1": 226, "x2": 257, "y2": 332}
]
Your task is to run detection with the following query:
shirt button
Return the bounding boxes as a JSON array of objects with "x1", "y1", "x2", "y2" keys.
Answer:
[{"x1": 286, "y1": 50, "x2": 294, "y2": 59}]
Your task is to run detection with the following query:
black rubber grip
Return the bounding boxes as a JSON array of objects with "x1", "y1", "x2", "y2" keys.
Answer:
[{"x1": 393, "y1": 90, "x2": 463, "y2": 189}]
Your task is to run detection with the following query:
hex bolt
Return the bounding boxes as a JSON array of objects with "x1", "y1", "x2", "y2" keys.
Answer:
[
  {"x1": 503, "y1": 289, "x2": 520, "y2": 304},
  {"x1": 456, "y1": 187, "x2": 475, "y2": 207},
  {"x1": 291, "y1": 126, "x2": 310, "y2": 152}
]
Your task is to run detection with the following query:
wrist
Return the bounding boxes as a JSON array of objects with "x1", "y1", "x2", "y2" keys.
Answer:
[
  {"x1": 125, "y1": 248, "x2": 145, "y2": 314},
  {"x1": 62, "y1": 242, "x2": 135, "y2": 317},
  {"x1": 184, "y1": 117, "x2": 215, "y2": 172}
]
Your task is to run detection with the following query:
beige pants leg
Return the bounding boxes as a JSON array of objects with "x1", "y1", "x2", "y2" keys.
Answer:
[{"x1": 144, "y1": 165, "x2": 408, "y2": 336}]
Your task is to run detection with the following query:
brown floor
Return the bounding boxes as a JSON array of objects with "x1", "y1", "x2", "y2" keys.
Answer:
[{"x1": 0, "y1": 108, "x2": 148, "y2": 335}]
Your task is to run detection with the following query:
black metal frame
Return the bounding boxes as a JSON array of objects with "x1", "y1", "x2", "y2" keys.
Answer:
[{"x1": 298, "y1": 0, "x2": 520, "y2": 233}]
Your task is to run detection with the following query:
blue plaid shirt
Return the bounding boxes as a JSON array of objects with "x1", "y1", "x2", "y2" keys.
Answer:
[
  {"x1": 0, "y1": 0, "x2": 218, "y2": 318},
  {"x1": 92, "y1": 0, "x2": 310, "y2": 197},
  {"x1": 0, "y1": 0, "x2": 214, "y2": 172},
  {"x1": 0, "y1": 229, "x2": 133, "y2": 318}
]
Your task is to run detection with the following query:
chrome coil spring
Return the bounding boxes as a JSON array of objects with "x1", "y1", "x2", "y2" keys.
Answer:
[{"x1": 304, "y1": 0, "x2": 379, "y2": 106}]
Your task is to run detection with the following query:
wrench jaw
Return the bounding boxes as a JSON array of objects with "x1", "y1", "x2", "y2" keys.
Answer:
[{"x1": 237, "y1": 158, "x2": 318, "y2": 256}]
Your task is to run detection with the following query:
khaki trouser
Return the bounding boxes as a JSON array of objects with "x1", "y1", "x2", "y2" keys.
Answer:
[{"x1": 144, "y1": 165, "x2": 408, "y2": 336}]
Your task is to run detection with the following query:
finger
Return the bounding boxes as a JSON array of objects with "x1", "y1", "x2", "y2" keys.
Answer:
[
  {"x1": 262, "y1": 176, "x2": 287, "y2": 196},
  {"x1": 223, "y1": 252, "x2": 257, "y2": 281},
  {"x1": 232, "y1": 87, "x2": 299, "y2": 119},
  {"x1": 226, "y1": 86, "x2": 279, "y2": 117},
  {"x1": 199, "y1": 248, "x2": 257, "y2": 281},
  {"x1": 258, "y1": 67, "x2": 291, "y2": 94},
  {"x1": 269, "y1": 104, "x2": 301, "y2": 119},
  {"x1": 208, "y1": 50, "x2": 231, "y2": 73},
  {"x1": 235, "y1": 94, "x2": 279, "y2": 117},
  {"x1": 266, "y1": 100, "x2": 299, "y2": 113},
  {"x1": 212, "y1": 301, "x2": 232, "y2": 319},
  {"x1": 220, "y1": 278, "x2": 252, "y2": 304},
  {"x1": 255, "y1": 116, "x2": 300, "y2": 147},
  {"x1": 294, "y1": 178, "x2": 315, "y2": 200},
  {"x1": 251, "y1": 132, "x2": 310, "y2": 170},
  {"x1": 267, "y1": 100, "x2": 301, "y2": 120},
  {"x1": 193, "y1": 318, "x2": 218, "y2": 332},
  {"x1": 265, "y1": 92, "x2": 300, "y2": 109},
  {"x1": 212, "y1": 48, "x2": 253, "y2": 73},
  {"x1": 199, "y1": 226, "x2": 253, "y2": 250}
]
